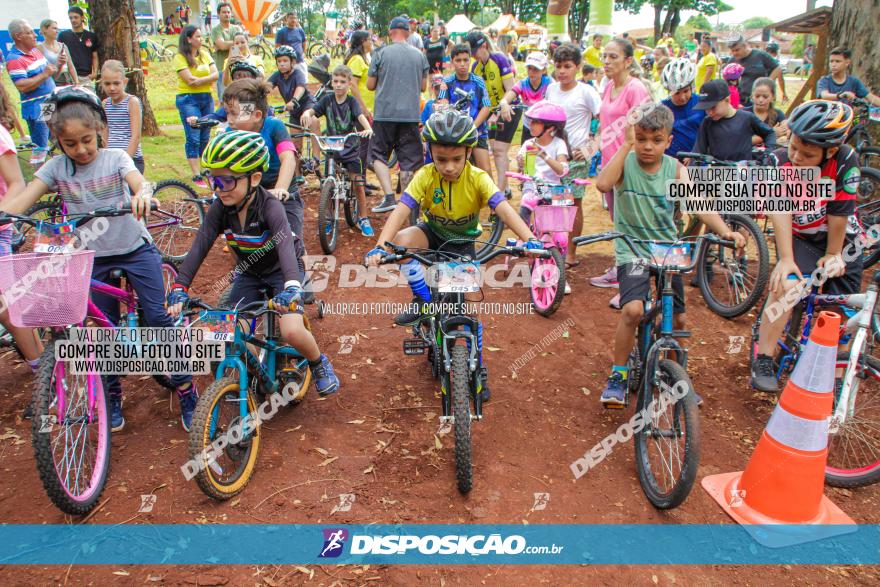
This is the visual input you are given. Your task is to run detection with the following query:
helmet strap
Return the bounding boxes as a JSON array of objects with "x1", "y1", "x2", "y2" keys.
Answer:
[{"x1": 228, "y1": 174, "x2": 258, "y2": 214}]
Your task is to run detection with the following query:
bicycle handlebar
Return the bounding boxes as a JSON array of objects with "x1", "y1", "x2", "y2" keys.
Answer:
[
  {"x1": 675, "y1": 150, "x2": 777, "y2": 167},
  {"x1": 190, "y1": 118, "x2": 220, "y2": 129},
  {"x1": 505, "y1": 171, "x2": 591, "y2": 187},
  {"x1": 377, "y1": 240, "x2": 553, "y2": 266},
  {"x1": 572, "y1": 231, "x2": 734, "y2": 273},
  {"x1": 0, "y1": 204, "x2": 158, "y2": 229}
]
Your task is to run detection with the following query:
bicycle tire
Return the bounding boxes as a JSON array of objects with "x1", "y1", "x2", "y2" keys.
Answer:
[
  {"x1": 826, "y1": 352, "x2": 880, "y2": 487},
  {"x1": 450, "y1": 344, "x2": 473, "y2": 493},
  {"x1": 344, "y1": 189, "x2": 359, "y2": 228},
  {"x1": 859, "y1": 146, "x2": 880, "y2": 169},
  {"x1": 857, "y1": 166, "x2": 880, "y2": 205},
  {"x1": 151, "y1": 180, "x2": 205, "y2": 263},
  {"x1": 634, "y1": 359, "x2": 700, "y2": 509},
  {"x1": 848, "y1": 127, "x2": 873, "y2": 154},
  {"x1": 530, "y1": 247, "x2": 566, "y2": 317},
  {"x1": 474, "y1": 214, "x2": 505, "y2": 263},
  {"x1": 772, "y1": 301, "x2": 805, "y2": 387},
  {"x1": 318, "y1": 178, "x2": 339, "y2": 254},
  {"x1": 188, "y1": 376, "x2": 262, "y2": 500},
  {"x1": 32, "y1": 337, "x2": 111, "y2": 515},
  {"x1": 697, "y1": 214, "x2": 769, "y2": 319}
]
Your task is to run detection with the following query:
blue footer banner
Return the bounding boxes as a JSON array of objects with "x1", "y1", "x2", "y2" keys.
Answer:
[{"x1": 0, "y1": 524, "x2": 877, "y2": 565}]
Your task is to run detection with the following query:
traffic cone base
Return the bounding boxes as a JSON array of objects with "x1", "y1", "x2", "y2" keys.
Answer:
[{"x1": 702, "y1": 472, "x2": 855, "y2": 548}]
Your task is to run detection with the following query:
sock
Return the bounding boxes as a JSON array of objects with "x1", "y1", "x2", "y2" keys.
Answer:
[
  {"x1": 402, "y1": 259, "x2": 431, "y2": 303},
  {"x1": 27, "y1": 358, "x2": 40, "y2": 374},
  {"x1": 612, "y1": 365, "x2": 628, "y2": 380},
  {"x1": 177, "y1": 382, "x2": 194, "y2": 395},
  {"x1": 308, "y1": 357, "x2": 323, "y2": 369}
]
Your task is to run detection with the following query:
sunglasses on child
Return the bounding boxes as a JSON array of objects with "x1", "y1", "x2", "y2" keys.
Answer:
[{"x1": 205, "y1": 172, "x2": 248, "y2": 192}]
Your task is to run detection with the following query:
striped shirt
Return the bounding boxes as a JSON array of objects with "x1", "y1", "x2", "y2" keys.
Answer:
[
  {"x1": 6, "y1": 46, "x2": 55, "y2": 119},
  {"x1": 103, "y1": 96, "x2": 143, "y2": 159}
]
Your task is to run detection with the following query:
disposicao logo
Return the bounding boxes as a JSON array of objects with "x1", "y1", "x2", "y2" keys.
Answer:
[{"x1": 318, "y1": 528, "x2": 348, "y2": 558}]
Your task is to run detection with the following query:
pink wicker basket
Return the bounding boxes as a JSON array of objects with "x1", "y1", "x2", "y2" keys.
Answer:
[
  {"x1": 533, "y1": 205, "x2": 577, "y2": 234},
  {"x1": 0, "y1": 251, "x2": 95, "y2": 327}
]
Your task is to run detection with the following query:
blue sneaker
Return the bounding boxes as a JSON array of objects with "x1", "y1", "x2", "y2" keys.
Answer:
[
  {"x1": 177, "y1": 384, "x2": 199, "y2": 432},
  {"x1": 358, "y1": 217, "x2": 374, "y2": 237},
  {"x1": 311, "y1": 355, "x2": 340, "y2": 397},
  {"x1": 109, "y1": 394, "x2": 125, "y2": 432},
  {"x1": 600, "y1": 372, "x2": 627, "y2": 408}
]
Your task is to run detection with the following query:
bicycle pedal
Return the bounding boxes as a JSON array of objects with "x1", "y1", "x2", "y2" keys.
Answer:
[{"x1": 403, "y1": 338, "x2": 429, "y2": 355}]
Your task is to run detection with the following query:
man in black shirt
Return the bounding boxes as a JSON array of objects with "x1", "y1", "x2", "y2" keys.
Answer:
[
  {"x1": 693, "y1": 80, "x2": 776, "y2": 162},
  {"x1": 726, "y1": 33, "x2": 785, "y2": 105},
  {"x1": 59, "y1": 7, "x2": 98, "y2": 83}
]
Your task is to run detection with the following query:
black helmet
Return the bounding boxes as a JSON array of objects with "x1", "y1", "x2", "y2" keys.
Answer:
[
  {"x1": 274, "y1": 45, "x2": 297, "y2": 61},
  {"x1": 765, "y1": 41, "x2": 779, "y2": 53},
  {"x1": 787, "y1": 99, "x2": 854, "y2": 148},
  {"x1": 229, "y1": 60, "x2": 261, "y2": 78},
  {"x1": 421, "y1": 110, "x2": 478, "y2": 147},
  {"x1": 46, "y1": 86, "x2": 107, "y2": 124}
]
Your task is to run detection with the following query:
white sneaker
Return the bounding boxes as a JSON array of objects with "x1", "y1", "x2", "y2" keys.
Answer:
[{"x1": 564, "y1": 282, "x2": 572, "y2": 295}]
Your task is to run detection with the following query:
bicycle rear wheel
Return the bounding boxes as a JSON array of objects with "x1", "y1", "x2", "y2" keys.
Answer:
[
  {"x1": 32, "y1": 337, "x2": 111, "y2": 515},
  {"x1": 825, "y1": 352, "x2": 880, "y2": 488},
  {"x1": 188, "y1": 376, "x2": 262, "y2": 500},
  {"x1": 634, "y1": 359, "x2": 700, "y2": 509},
  {"x1": 859, "y1": 147, "x2": 880, "y2": 169},
  {"x1": 450, "y1": 345, "x2": 473, "y2": 493},
  {"x1": 150, "y1": 180, "x2": 205, "y2": 263},
  {"x1": 697, "y1": 214, "x2": 769, "y2": 319}
]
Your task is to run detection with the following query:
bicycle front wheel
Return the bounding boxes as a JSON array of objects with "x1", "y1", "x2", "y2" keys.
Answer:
[
  {"x1": 474, "y1": 212, "x2": 505, "y2": 262},
  {"x1": 635, "y1": 359, "x2": 700, "y2": 509},
  {"x1": 318, "y1": 178, "x2": 339, "y2": 253},
  {"x1": 697, "y1": 214, "x2": 769, "y2": 319},
  {"x1": 150, "y1": 180, "x2": 205, "y2": 263},
  {"x1": 188, "y1": 376, "x2": 262, "y2": 500},
  {"x1": 825, "y1": 352, "x2": 880, "y2": 488},
  {"x1": 32, "y1": 337, "x2": 111, "y2": 515},
  {"x1": 530, "y1": 247, "x2": 565, "y2": 317},
  {"x1": 450, "y1": 345, "x2": 473, "y2": 493}
]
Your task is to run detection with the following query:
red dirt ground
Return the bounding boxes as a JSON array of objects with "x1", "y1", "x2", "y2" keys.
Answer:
[{"x1": 0, "y1": 178, "x2": 878, "y2": 586}]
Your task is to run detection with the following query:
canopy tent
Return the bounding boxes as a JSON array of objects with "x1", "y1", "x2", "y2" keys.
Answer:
[
  {"x1": 484, "y1": 14, "x2": 520, "y2": 34},
  {"x1": 445, "y1": 14, "x2": 478, "y2": 36}
]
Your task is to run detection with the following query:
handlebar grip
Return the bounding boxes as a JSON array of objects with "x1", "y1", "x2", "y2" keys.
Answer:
[
  {"x1": 572, "y1": 178, "x2": 591, "y2": 186},
  {"x1": 505, "y1": 171, "x2": 531, "y2": 181},
  {"x1": 675, "y1": 152, "x2": 704, "y2": 160}
]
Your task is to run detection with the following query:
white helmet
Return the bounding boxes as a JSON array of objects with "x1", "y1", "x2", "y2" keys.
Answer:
[{"x1": 661, "y1": 58, "x2": 697, "y2": 92}]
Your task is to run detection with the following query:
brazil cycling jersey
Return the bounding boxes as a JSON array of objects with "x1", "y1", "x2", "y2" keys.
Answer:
[
  {"x1": 400, "y1": 162, "x2": 505, "y2": 238},
  {"x1": 471, "y1": 53, "x2": 514, "y2": 107}
]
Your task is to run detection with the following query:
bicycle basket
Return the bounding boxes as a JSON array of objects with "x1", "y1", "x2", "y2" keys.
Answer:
[
  {"x1": 0, "y1": 250, "x2": 95, "y2": 327},
  {"x1": 533, "y1": 205, "x2": 577, "y2": 234}
]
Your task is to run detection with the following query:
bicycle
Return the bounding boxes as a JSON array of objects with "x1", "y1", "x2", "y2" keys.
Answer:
[
  {"x1": 380, "y1": 240, "x2": 554, "y2": 493},
  {"x1": 0, "y1": 207, "x2": 179, "y2": 515},
  {"x1": 749, "y1": 272, "x2": 880, "y2": 487},
  {"x1": 571, "y1": 231, "x2": 729, "y2": 508},
  {"x1": 675, "y1": 151, "x2": 771, "y2": 319},
  {"x1": 846, "y1": 98, "x2": 878, "y2": 158},
  {"x1": 307, "y1": 36, "x2": 344, "y2": 60},
  {"x1": 179, "y1": 296, "x2": 313, "y2": 500},
  {"x1": 504, "y1": 171, "x2": 580, "y2": 316},
  {"x1": 248, "y1": 34, "x2": 274, "y2": 61}
]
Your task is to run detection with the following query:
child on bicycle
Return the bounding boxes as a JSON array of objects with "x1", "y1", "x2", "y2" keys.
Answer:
[
  {"x1": 817, "y1": 47, "x2": 880, "y2": 107},
  {"x1": 721, "y1": 63, "x2": 743, "y2": 109},
  {"x1": 515, "y1": 101, "x2": 571, "y2": 223},
  {"x1": 166, "y1": 131, "x2": 339, "y2": 397},
  {"x1": 750, "y1": 100, "x2": 862, "y2": 392},
  {"x1": 268, "y1": 45, "x2": 319, "y2": 158},
  {"x1": 594, "y1": 104, "x2": 744, "y2": 407},
  {"x1": 364, "y1": 110, "x2": 543, "y2": 400},
  {"x1": 0, "y1": 87, "x2": 198, "y2": 431},
  {"x1": 436, "y1": 44, "x2": 492, "y2": 174},
  {"x1": 693, "y1": 79, "x2": 776, "y2": 163},
  {"x1": 659, "y1": 59, "x2": 704, "y2": 157},
  {"x1": 300, "y1": 64, "x2": 375, "y2": 237},
  {"x1": 100, "y1": 60, "x2": 145, "y2": 174},
  {"x1": 0, "y1": 115, "x2": 42, "y2": 371}
]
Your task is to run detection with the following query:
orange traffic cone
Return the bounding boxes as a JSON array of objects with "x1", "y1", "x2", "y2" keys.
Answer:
[{"x1": 702, "y1": 311, "x2": 856, "y2": 547}]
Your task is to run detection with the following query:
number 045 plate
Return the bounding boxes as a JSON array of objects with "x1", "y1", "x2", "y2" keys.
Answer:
[{"x1": 434, "y1": 261, "x2": 481, "y2": 293}]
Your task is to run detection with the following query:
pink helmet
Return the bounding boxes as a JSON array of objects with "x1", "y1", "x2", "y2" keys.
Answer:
[
  {"x1": 524, "y1": 101, "x2": 567, "y2": 127},
  {"x1": 722, "y1": 62, "x2": 745, "y2": 81}
]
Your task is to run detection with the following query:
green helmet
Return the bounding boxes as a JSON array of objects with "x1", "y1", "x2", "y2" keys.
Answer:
[{"x1": 201, "y1": 130, "x2": 269, "y2": 173}]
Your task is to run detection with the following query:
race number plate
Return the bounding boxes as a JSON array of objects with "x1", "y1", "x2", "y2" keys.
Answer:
[
  {"x1": 33, "y1": 221, "x2": 77, "y2": 254},
  {"x1": 436, "y1": 262, "x2": 481, "y2": 293},
  {"x1": 650, "y1": 243, "x2": 692, "y2": 268},
  {"x1": 550, "y1": 185, "x2": 574, "y2": 206},
  {"x1": 199, "y1": 310, "x2": 237, "y2": 341}
]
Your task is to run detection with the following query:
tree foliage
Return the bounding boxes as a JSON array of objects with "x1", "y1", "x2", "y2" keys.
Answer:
[
  {"x1": 616, "y1": 0, "x2": 732, "y2": 42},
  {"x1": 685, "y1": 14, "x2": 713, "y2": 31},
  {"x1": 740, "y1": 16, "x2": 774, "y2": 29}
]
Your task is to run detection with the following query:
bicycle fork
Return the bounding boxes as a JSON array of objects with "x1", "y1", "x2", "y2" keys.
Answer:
[{"x1": 831, "y1": 285, "x2": 878, "y2": 432}]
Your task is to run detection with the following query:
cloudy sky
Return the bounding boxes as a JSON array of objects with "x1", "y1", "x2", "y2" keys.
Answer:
[{"x1": 610, "y1": 0, "x2": 834, "y2": 32}]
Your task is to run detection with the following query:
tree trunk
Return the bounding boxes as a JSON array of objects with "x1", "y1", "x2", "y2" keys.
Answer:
[
  {"x1": 653, "y1": 4, "x2": 663, "y2": 43},
  {"x1": 89, "y1": 0, "x2": 160, "y2": 136},
  {"x1": 661, "y1": 8, "x2": 674, "y2": 36},
  {"x1": 669, "y1": 9, "x2": 681, "y2": 36},
  {"x1": 830, "y1": 0, "x2": 880, "y2": 140}
]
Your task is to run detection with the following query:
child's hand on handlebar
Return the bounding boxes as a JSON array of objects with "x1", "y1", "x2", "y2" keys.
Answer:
[
  {"x1": 131, "y1": 196, "x2": 159, "y2": 220},
  {"x1": 358, "y1": 129, "x2": 373, "y2": 138},
  {"x1": 364, "y1": 246, "x2": 388, "y2": 267},
  {"x1": 267, "y1": 188, "x2": 290, "y2": 201},
  {"x1": 818, "y1": 253, "x2": 846, "y2": 279},
  {"x1": 186, "y1": 116, "x2": 198, "y2": 127},
  {"x1": 166, "y1": 285, "x2": 189, "y2": 318},
  {"x1": 720, "y1": 230, "x2": 746, "y2": 250}
]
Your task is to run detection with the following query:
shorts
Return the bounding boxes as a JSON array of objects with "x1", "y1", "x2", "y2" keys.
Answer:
[
  {"x1": 489, "y1": 107, "x2": 523, "y2": 144},
  {"x1": 562, "y1": 160, "x2": 589, "y2": 199},
  {"x1": 476, "y1": 136, "x2": 490, "y2": 151},
  {"x1": 370, "y1": 121, "x2": 424, "y2": 172},
  {"x1": 340, "y1": 153, "x2": 365, "y2": 175},
  {"x1": 793, "y1": 237, "x2": 862, "y2": 295},
  {"x1": 415, "y1": 222, "x2": 477, "y2": 259},
  {"x1": 229, "y1": 269, "x2": 303, "y2": 315},
  {"x1": 617, "y1": 262, "x2": 685, "y2": 315}
]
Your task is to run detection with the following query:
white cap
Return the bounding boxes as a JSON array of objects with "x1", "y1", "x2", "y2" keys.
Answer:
[{"x1": 524, "y1": 51, "x2": 548, "y2": 71}]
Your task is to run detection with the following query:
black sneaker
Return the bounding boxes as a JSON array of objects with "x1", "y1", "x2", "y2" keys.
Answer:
[
  {"x1": 371, "y1": 194, "x2": 397, "y2": 213},
  {"x1": 750, "y1": 354, "x2": 780, "y2": 392},
  {"x1": 394, "y1": 297, "x2": 428, "y2": 326}
]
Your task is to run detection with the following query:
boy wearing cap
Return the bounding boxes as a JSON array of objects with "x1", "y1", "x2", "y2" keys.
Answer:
[
  {"x1": 693, "y1": 79, "x2": 776, "y2": 162},
  {"x1": 500, "y1": 51, "x2": 552, "y2": 142},
  {"x1": 420, "y1": 74, "x2": 446, "y2": 163},
  {"x1": 368, "y1": 16, "x2": 430, "y2": 213}
]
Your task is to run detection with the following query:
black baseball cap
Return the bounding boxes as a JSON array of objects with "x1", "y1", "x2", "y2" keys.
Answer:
[
  {"x1": 389, "y1": 16, "x2": 409, "y2": 31},
  {"x1": 465, "y1": 31, "x2": 489, "y2": 51},
  {"x1": 694, "y1": 79, "x2": 731, "y2": 110}
]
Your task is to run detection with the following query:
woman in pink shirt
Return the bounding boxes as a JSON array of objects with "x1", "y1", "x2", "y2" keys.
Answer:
[{"x1": 592, "y1": 37, "x2": 652, "y2": 295}]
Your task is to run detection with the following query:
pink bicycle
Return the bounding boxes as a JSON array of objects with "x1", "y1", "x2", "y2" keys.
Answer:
[
  {"x1": 506, "y1": 172, "x2": 590, "y2": 317},
  {"x1": 0, "y1": 207, "x2": 177, "y2": 515}
]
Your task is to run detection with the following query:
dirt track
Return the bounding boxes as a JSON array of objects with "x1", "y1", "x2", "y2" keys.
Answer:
[{"x1": 0, "y1": 179, "x2": 878, "y2": 586}]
